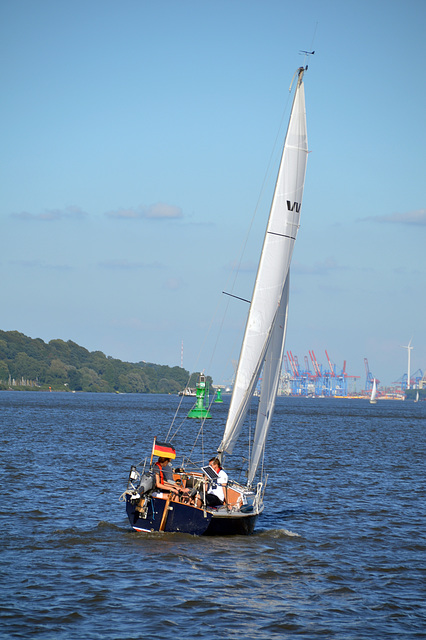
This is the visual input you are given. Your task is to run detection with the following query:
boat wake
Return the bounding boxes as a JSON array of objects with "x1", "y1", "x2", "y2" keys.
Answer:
[{"x1": 258, "y1": 527, "x2": 301, "y2": 539}]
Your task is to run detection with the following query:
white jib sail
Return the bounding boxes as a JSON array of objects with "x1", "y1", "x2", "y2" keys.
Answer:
[
  {"x1": 219, "y1": 67, "x2": 308, "y2": 457},
  {"x1": 247, "y1": 272, "x2": 290, "y2": 485}
]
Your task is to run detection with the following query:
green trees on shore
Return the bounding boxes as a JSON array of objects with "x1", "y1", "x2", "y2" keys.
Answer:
[{"x1": 0, "y1": 330, "x2": 211, "y2": 393}]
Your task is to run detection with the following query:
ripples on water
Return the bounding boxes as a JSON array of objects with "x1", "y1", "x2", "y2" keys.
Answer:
[{"x1": 0, "y1": 391, "x2": 425, "y2": 638}]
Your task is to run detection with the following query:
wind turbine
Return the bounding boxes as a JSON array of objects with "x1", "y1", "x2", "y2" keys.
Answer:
[{"x1": 401, "y1": 339, "x2": 413, "y2": 389}]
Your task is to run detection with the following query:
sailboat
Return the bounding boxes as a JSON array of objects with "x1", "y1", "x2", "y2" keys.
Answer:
[
  {"x1": 370, "y1": 378, "x2": 377, "y2": 404},
  {"x1": 122, "y1": 65, "x2": 309, "y2": 535}
]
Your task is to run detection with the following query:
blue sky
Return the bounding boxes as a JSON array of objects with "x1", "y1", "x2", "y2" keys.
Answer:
[{"x1": 1, "y1": 0, "x2": 425, "y2": 388}]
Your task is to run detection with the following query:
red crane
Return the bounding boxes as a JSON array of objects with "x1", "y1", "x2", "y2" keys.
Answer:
[
  {"x1": 284, "y1": 354, "x2": 291, "y2": 374},
  {"x1": 304, "y1": 355, "x2": 311, "y2": 373},
  {"x1": 325, "y1": 350, "x2": 336, "y2": 377},
  {"x1": 286, "y1": 351, "x2": 298, "y2": 377},
  {"x1": 294, "y1": 354, "x2": 301, "y2": 372},
  {"x1": 309, "y1": 350, "x2": 321, "y2": 377}
]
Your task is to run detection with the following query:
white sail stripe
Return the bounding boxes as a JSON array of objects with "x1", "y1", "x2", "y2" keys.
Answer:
[{"x1": 285, "y1": 144, "x2": 308, "y2": 151}]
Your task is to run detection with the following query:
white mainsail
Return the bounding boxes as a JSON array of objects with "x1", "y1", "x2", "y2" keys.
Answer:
[{"x1": 218, "y1": 67, "x2": 309, "y2": 463}]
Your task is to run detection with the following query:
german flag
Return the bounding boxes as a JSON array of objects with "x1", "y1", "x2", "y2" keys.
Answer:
[{"x1": 153, "y1": 440, "x2": 176, "y2": 459}]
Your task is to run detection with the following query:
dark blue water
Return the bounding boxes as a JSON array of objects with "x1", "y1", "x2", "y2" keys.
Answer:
[{"x1": 1, "y1": 391, "x2": 425, "y2": 639}]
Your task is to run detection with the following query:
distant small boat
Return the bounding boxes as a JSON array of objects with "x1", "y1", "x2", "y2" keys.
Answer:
[
  {"x1": 370, "y1": 378, "x2": 377, "y2": 404},
  {"x1": 414, "y1": 390, "x2": 419, "y2": 403},
  {"x1": 178, "y1": 387, "x2": 196, "y2": 397}
]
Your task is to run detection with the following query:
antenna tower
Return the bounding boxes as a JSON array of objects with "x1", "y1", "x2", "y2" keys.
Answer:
[{"x1": 401, "y1": 339, "x2": 413, "y2": 389}]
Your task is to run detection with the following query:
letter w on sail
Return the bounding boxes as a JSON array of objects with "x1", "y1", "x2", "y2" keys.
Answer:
[{"x1": 287, "y1": 200, "x2": 301, "y2": 212}]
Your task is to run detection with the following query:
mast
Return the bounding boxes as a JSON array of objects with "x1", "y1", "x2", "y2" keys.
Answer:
[{"x1": 219, "y1": 66, "x2": 309, "y2": 460}]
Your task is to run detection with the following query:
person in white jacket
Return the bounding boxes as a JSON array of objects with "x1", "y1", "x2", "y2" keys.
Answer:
[{"x1": 197, "y1": 457, "x2": 228, "y2": 507}]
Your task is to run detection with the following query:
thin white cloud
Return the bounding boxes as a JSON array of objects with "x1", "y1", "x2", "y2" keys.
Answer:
[
  {"x1": 11, "y1": 206, "x2": 88, "y2": 221},
  {"x1": 163, "y1": 277, "x2": 183, "y2": 290},
  {"x1": 361, "y1": 209, "x2": 426, "y2": 226},
  {"x1": 11, "y1": 259, "x2": 72, "y2": 270},
  {"x1": 226, "y1": 259, "x2": 257, "y2": 273},
  {"x1": 393, "y1": 266, "x2": 423, "y2": 276},
  {"x1": 292, "y1": 257, "x2": 347, "y2": 275},
  {"x1": 98, "y1": 259, "x2": 164, "y2": 270},
  {"x1": 105, "y1": 202, "x2": 183, "y2": 220},
  {"x1": 109, "y1": 317, "x2": 170, "y2": 333}
]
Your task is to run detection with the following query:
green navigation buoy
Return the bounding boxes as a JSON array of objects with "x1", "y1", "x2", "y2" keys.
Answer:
[
  {"x1": 215, "y1": 387, "x2": 223, "y2": 403},
  {"x1": 187, "y1": 373, "x2": 212, "y2": 419}
]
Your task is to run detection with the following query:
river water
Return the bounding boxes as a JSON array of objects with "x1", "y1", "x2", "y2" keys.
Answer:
[{"x1": 0, "y1": 391, "x2": 424, "y2": 639}]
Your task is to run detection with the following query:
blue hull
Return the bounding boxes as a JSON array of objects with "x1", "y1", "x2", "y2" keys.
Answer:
[
  {"x1": 126, "y1": 495, "x2": 260, "y2": 536},
  {"x1": 205, "y1": 512, "x2": 258, "y2": 535},
  {"x1": 126, "y1": 495, "x2": 212, "y2": 535}
]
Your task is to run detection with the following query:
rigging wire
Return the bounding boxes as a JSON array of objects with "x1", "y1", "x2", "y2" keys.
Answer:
[
  {"x1": 170, "y1": 60, "x2": 303, "y2": 406},
  {"x1": 199, "y1": 84, "x2": 296, "y2": 387}
]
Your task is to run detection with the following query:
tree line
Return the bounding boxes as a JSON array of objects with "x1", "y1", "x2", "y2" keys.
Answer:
[{"x1": 0, "y1": 330, "x2": 211, "y2": 394}]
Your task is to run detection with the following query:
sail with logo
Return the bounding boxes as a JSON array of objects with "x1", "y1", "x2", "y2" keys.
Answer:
[
  {"x1": 122, "y1": 65, "x2": 310, "y2": 535},
  {"x1": 218, "y1": 65, "x2": 308, "y2": 489}
]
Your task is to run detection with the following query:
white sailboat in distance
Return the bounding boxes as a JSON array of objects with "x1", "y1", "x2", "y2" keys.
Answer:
[{"x1": 370, "y1": 378, "x2": 377, "y2": 404}]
